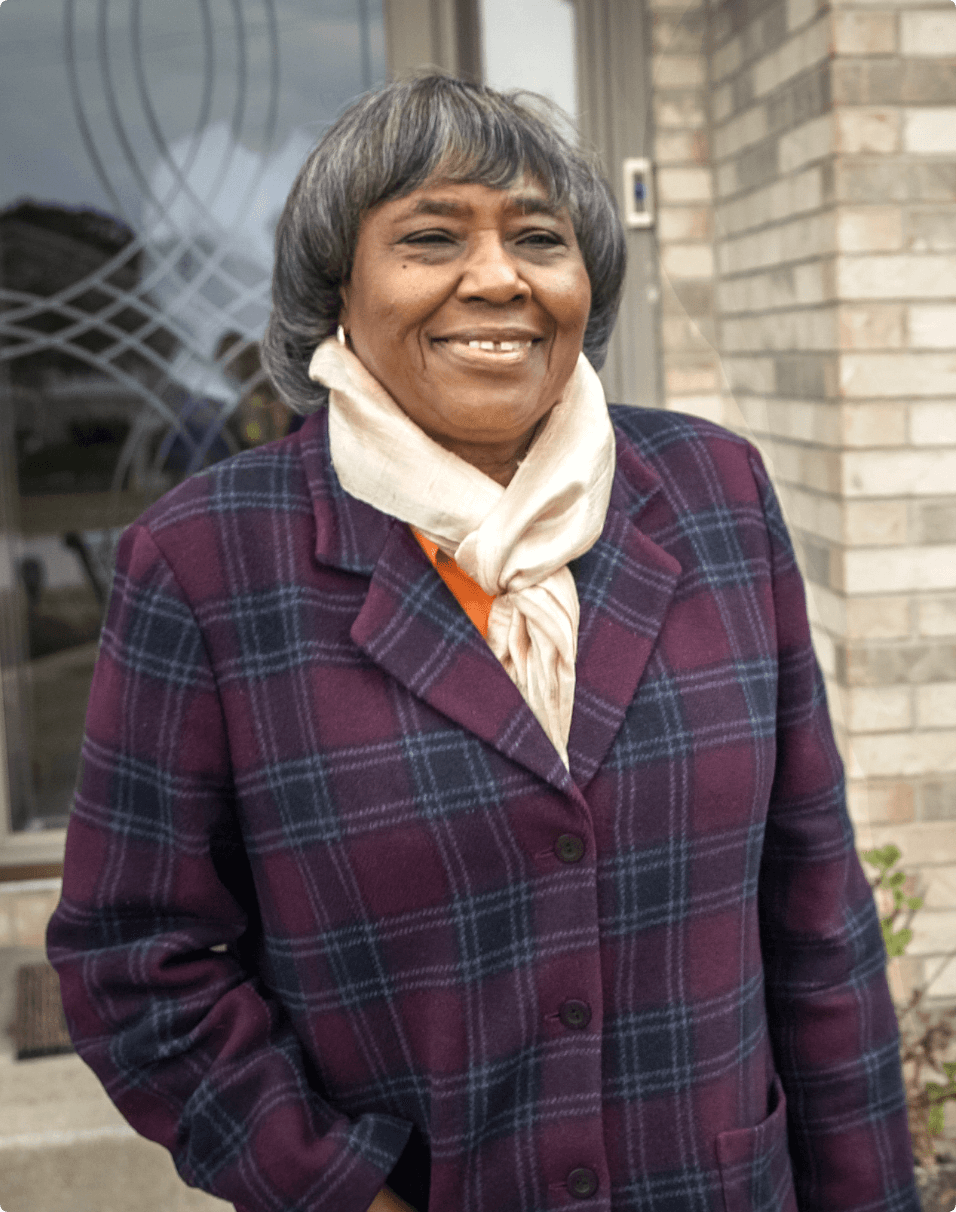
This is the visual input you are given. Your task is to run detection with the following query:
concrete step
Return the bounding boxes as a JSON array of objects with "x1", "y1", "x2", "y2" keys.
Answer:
[
  {"x1": 0, "y1": 944, "x2": 230, "y2": 1212},
  {"x1": 0, "y1": 1117, "x2": 232, "y2": 1212}
]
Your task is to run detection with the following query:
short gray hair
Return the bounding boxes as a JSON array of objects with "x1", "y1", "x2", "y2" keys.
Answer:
[{"x1": 262, "y1": 74, "x2": 627, "y2": 414}]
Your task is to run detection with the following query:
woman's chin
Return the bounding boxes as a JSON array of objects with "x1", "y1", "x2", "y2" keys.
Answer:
[{"x1": 420, "y1": 391, "x2": 551, "y2": 444}]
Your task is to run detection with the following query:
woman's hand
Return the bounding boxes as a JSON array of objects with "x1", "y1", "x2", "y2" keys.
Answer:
[{"x1": 367, "y1": 1186, "x2": 418, "y2": 1212}]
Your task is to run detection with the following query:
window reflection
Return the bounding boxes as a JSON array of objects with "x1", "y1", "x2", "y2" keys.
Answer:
[
  {"x1": 479, "y1": 0, "x2": 577, "y2": 126},
  {"x1": 0, "y1": 0, "x2": 385, "y2": 832}
]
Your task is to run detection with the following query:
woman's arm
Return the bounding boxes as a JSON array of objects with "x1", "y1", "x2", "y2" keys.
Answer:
[
  {"x1": 750, "y1": 451, "x2": 919, "y2": 1211},
  {"x1": 47, "y1": 521, "x2": 412, "y2": 1212}
]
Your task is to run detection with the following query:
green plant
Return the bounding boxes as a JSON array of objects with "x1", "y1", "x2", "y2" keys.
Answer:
[
  {"x1": 865, "y1": 844, "x2": 924, "y2": 956},
  {"x1": 863, "y1": 844, "x2": 956, "y2": 1171}
]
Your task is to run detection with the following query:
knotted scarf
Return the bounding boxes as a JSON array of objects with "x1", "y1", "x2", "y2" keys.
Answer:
[{"x1": 308, "y1": 338, "x2": 616, "y2": 769}]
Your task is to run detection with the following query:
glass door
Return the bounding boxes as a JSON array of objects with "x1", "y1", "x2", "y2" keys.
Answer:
[
  {"x1": 480, "y1": 0, "x2": 578, "y2": 124},
  {"x1": 0, "y1": 0, "x2": 387, "y2": 850}
]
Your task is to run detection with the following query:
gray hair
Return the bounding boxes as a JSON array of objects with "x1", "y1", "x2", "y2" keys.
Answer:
[{"x1": 262, "y1": 74, "x2": 627, "y2": 414}]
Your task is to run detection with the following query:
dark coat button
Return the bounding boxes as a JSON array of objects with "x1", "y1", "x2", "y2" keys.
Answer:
[
  {"x1": 567, "y1": 1167, "x2": 599, "y2": 1198},
  {"x1": 554, "y1": 833, "x2": 585, "y2": 863},
  {"x1": 559, "y1": 1000, "x2": 592, "y2": 1030}
]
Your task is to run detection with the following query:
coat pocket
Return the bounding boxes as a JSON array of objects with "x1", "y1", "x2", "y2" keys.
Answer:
[{"x1": 715, "y1": 1074, "x2": 798, "y2": 1212}]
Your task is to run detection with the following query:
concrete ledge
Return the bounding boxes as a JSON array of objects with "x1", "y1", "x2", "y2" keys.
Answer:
[
  {"x1": 0, "y1": 944, "x2": 230, "y2": 1212},
  {"x1": 0, "y1": 1128, "x2": 232, "y2": 1212}
]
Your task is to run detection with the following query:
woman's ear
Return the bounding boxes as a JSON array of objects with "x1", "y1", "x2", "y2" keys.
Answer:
[{"x1": 338, "y1": 283, "x2": 350, "y2": 330}]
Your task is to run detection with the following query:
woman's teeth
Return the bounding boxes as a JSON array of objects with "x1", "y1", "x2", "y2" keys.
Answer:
[{"x1": 455, "y1": 340, "x2": 531, "y2": 351}]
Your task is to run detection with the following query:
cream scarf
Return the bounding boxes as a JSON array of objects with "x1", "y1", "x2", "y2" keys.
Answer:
[{"x1": 308, "y1": 338, "x2": 616, "y2": 769}]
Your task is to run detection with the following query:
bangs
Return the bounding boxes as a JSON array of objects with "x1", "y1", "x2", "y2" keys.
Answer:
[{"x1": 365, "y1": 84, "x2": 575, "y2": 214}]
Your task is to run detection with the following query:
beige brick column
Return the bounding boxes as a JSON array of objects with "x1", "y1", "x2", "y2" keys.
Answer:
[
  {"x1": 701, "y1": 0, "x2": 956, "y2": 1000},
  {"x1": 650, "y1": 0, "x2": 724, "y2": 422}
]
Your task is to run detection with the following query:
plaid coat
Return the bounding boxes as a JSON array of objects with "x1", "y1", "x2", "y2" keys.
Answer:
[{"x1": 47, "y1": 404, "x2": 919, "y2": 1212}]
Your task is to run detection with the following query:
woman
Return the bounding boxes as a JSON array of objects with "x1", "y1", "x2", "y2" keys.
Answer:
[{"x1": 48, "y1": 76, "x2": 919, "y2": 1212}]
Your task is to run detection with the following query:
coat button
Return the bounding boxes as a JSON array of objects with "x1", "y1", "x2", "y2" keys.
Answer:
[
  {"x1": 567, "y1": 1167, "x2": 599, "y2": 1198},
  {"x1": 559, "y1": 1000, "x2": 592, "y2": 1030},
  {"x1": 554, "y1": 833, "x2": 585, "y2": 863}
]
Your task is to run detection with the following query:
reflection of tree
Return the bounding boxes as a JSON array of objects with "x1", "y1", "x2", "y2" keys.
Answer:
[
  {"x1": 0, "y1": 200, "x2": 261, "y2": 830},
  {"x1": 1, "y1": 199, "x2": 183, "y2": 496},
  {"x1": 18, "y1": 554, "x2": 101, "y2": 660},
  {"x1": 0, "y1": 199, "x2": 285, "y2": 497},
  {"x1": 0, "y1": 200, "x2": 178, "y2": 386},
  {"x1": 217, "y1": 330, "x2": 293, "y2": 448}
]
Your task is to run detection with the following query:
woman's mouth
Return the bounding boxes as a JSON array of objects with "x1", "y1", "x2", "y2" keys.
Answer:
[
  {"x1": 431, "y1": 336, "x2": 539, "y2": 363},
  {"x1": 455, "y1": 339, "x2": 532, "y2": 352}
]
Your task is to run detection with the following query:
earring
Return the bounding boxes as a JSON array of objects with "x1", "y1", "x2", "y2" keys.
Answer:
[{"x1": 336, "y1": 324, "x2": 347, "y2": 346}]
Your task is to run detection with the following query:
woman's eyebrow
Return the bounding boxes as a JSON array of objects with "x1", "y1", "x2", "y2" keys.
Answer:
[
  {"x1": 403, "y1": 196, "x2": 562, "y2": 218},
  {"x1": 511, "y1": 196, "x2": 561, "y2": 217},
  {"x1": 406, "y1": 199, "x2": 465, "y2": 216}
]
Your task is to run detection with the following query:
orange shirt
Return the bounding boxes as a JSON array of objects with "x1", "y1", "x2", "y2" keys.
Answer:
[{"x1": 411, "y1": 528, "x2": 495, "y2": 640}]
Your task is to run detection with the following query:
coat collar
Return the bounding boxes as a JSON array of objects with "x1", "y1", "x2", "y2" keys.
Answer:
[{"x1": 299, "y1": 409, "x2": 681, "y2": 795}]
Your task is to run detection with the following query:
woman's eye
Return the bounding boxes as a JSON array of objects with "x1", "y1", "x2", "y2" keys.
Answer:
[
  {"x1": 402, "y1": 230, "x2": 457, "y2": 246},
  {"x1": 519, "y1": 231, "x2": 564, "y2": 248}
]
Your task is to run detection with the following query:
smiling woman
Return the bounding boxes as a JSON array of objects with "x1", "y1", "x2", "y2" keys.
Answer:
[
  {"x1": 47, "y1": 74, "x2": 920, "y2": 1212},
  {"x1": 338, "y1": 179, "x2": 591, "y2": 485},
  {"x1": 262, "y1": 75, "x2": 625, "y2": 413}
]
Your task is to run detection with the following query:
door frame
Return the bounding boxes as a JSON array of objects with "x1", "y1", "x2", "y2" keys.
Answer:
[
  {"x1": 384, "y1": 0, "x2": 481, "y2": 79},
  {"x1": 573, "y1": 0, "x2": 662, "y2": 408}
]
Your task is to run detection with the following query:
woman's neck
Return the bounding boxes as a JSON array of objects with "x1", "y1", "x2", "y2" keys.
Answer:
[{"x1": 430, "y1": 418, "x2": 546, "y2": 488}]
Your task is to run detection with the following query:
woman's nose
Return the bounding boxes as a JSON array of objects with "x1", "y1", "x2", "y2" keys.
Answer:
[{"x1": 457, "y1": 235, "x2": 531, "y2": 303}]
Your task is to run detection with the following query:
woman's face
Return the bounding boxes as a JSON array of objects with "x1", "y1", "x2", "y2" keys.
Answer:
[{"x1": 338, "y1": 177, "x2": 592, "y2": 476}]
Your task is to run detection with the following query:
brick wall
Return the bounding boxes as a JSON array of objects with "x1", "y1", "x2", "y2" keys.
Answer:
[
  {"x1": 650, "y1": 0, "x2": 723, "y2": 424},
  {"x1": 651, "y1": 0, "x2": 956, "y2": 999},
  {"x1": 826, "y1": 2, "x2": 956, "y2": 1001}
]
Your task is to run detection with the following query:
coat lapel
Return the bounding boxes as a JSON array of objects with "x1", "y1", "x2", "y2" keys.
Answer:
[
  {"x1": 301, "y1": 409, "x2": 681, "y2": 795},
  {"x1": 301, "y1": 409, "x2": 575, "y2": 793},
  {"x1": 350, "y1": 522, "x2": 576, "y2": 792},
  {"x1": 567, "y1": 431, "x2": 682, "y2": 787}
]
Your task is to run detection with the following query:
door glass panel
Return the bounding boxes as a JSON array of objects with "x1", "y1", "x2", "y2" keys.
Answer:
[
  {"x1": 0, "y1": 0, "x2": 386, "y2": 833},
  {"x1": 479, "y1": 0, "x2": 577, "y2": 126}
]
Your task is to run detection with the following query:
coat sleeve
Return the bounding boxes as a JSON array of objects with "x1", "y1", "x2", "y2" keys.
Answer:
[
  {"x1": 46, "y1": 521, "x2": 412, "y2": 1212},
  {"x1": 749, "y1": 450, "x2": 920, "y2": 1211}
]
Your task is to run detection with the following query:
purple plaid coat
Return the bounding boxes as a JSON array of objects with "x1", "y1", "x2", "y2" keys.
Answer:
[{"x1": 47, "y1": 405, "x2": 918, "y2": 1212}]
